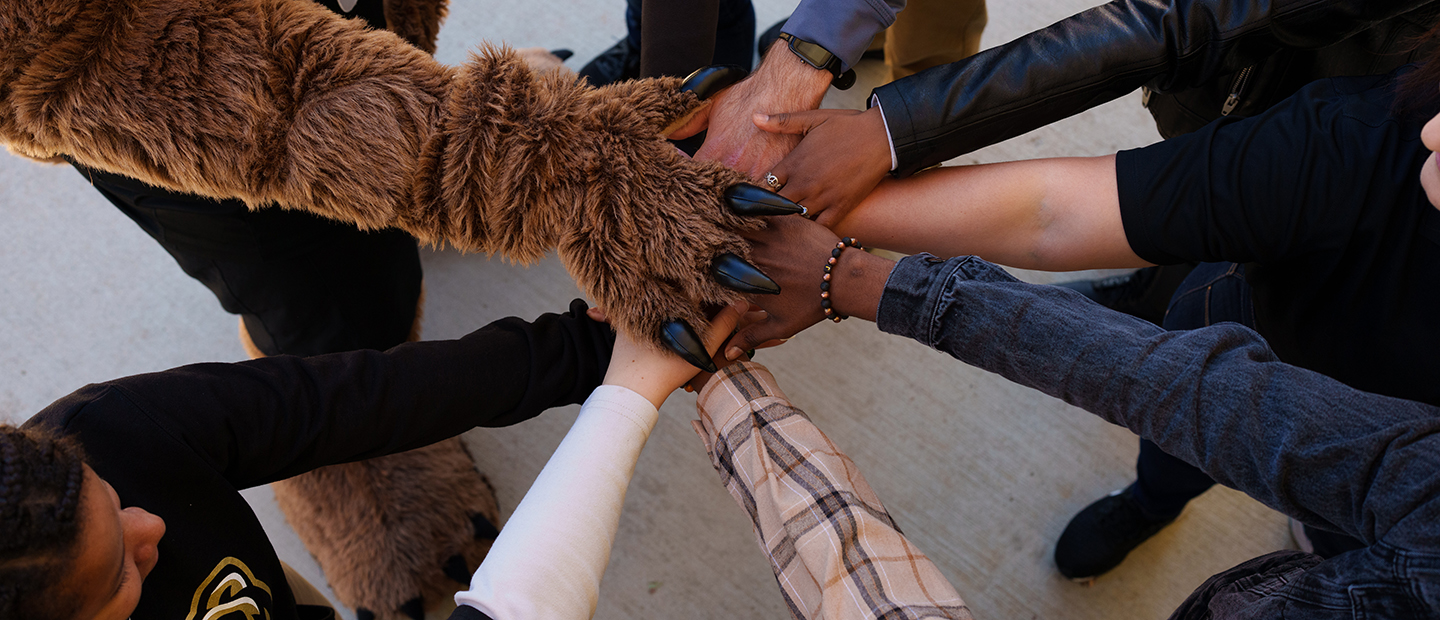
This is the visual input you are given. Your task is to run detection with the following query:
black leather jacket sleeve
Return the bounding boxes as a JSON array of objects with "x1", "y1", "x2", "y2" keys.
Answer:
[{"x1": 873, "y1": 0, "x2": 1438, "y2": 177}]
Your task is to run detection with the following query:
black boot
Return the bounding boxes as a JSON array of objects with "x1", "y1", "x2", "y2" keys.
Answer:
[{"x1": 1054, "y1": 485, "x2": 1177, "y2": 581}]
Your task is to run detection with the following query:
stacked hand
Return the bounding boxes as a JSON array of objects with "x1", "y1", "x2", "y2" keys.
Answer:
[
  {"x1": 718, "y1": 215, "x2": 898, "y2": 361},
  {"x1": 752, "y1": 106, "x2": 893, "y2": 228},
  {"x1": 592, "y1": 303, "x2": 747, "y2": 408}
]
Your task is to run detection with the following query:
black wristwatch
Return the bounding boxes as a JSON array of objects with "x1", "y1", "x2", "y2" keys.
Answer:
[{"x1": 776, "y1": 32, "x2": 857, "y2": 90}]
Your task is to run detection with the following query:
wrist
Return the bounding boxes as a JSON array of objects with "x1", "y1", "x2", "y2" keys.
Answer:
[
  {"x1": 830, "y1": 248, "x2": 893, "y2": 322},
  {"x1": 755, "y1": 40, "x2": 832, "y2": 110}
]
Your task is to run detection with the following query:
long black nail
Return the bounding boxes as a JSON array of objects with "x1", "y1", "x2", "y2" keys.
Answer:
[
  {"x1": 679, "y1": 65, "x2": 749, "y2": 100},
  {"x1": 443, "y1": 554, "x2": 471, "y2": 584},
  {"x1": 711, "y1": 253, "x2": 779, "y2": 295},
  {"x1": 661, "y1": 321, "x2": 718, "y2": 373},
  {"x1": 549, "y1": 48, "x2": 574, "y2": 61},
  {"x1": 725, "y1": 184, "x2": 805, "y2": 216},
  {"x1": 399, "y1": 597, "x2": 425, "y2": 620},
  {"x1": 471, "y1": 512, "x2": 500, "y2": 540}
]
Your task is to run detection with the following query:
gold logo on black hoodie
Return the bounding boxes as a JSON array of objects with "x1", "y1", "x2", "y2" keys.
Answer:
[{"x1": 186, "y1": 558, "x2": 274, "y2": 620}]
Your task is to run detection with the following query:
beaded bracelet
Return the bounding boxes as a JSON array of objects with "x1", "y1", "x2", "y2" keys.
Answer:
[{"x1": 821, "y1": 237, "x2": 862, "y2": 323}]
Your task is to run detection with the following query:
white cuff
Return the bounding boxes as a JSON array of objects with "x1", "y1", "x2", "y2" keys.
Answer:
[{"x1": 870, "y1": 94, "x2": 898, "y2": 172}]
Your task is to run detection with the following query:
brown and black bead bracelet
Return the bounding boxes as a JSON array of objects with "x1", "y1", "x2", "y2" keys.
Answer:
[{"x1": 822, "y1": 237, "x2": 862, "y2": 322}]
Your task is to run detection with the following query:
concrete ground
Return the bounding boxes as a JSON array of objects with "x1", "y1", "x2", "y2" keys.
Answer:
[{"x1": 0, "y1": 0, "x2": 1293, "y2": 618}]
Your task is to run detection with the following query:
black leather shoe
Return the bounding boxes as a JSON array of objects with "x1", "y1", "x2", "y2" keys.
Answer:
[
  {"x1": 578, "y1": 39, "x2": 640, "y2": 87},
  {"x1": 1054, "y1": 485, "x2": 1177, "y2": 581},
  {"x1": 1056, "y1": 264, "x2": 1194, "y2": 326}
]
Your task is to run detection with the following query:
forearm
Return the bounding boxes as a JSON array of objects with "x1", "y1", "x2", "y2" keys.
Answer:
[
  {"x1": 695, "y1": 362, "x2": 970, "y2": 619},
  {"x1": 877, "y1": 255, "x2": 1440, "y2": 547},
  {"x1": 456, "y1": 385, "x2": 658, "y2": 620},
  {"x1": 96, "y1": 300, "x2": 611, "y2": 488},
  {"x1": 831, "y1": 155, "x2": 1144, "y2": 270},
  {"x1": 874, "y1": 0, "x2": 1432, "y2": 175},
  {"x1": 1, "y1": 0, "x2": 703, "y2": 258}
]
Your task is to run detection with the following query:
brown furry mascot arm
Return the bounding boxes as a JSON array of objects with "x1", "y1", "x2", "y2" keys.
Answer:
[{"x1": 0, "y1": 0, "x2": 799, "y2": 365}]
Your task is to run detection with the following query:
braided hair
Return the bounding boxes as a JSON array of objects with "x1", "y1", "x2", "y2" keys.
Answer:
[{"x1": 0, "y1": 425, "x2": 89, "y2": 620}]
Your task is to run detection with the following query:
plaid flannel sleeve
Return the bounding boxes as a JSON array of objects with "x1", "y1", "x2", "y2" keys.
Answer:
[{"x1": 694, "y1": 362, "x2": 972, "y2": 620}]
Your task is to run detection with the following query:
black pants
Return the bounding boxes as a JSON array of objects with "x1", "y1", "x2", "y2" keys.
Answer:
[
  {"x1": 74, "y1": 164, "x2": 422, "y2": 357},
  {"x1": 1131, "y1": 262, "x2": 1364, "y2": 558}
]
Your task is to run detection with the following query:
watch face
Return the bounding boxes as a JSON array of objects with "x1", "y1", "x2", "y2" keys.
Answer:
[{"x1": 786, "y1": 36, "x2": 835, "y2": 70}]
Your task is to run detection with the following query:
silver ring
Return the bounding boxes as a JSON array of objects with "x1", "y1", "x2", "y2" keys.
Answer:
[{"x1": 764, "y1": 172, "x2": 785, "y2": 191}]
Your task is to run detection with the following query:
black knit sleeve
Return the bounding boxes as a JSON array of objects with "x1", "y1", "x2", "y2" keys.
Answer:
[{"x1": 35, "y1": 300, "x2": 612, "y2": 490}]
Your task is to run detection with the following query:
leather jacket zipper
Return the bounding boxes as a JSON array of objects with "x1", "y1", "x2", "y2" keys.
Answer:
[{"x1": 1221, "y1": 66, "x2": 1254, "y2": 116}]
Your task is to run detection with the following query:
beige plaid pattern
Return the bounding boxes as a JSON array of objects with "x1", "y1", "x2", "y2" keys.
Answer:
[{"x1": 695, "y1": 362, "x2": 972, "y2": 620}]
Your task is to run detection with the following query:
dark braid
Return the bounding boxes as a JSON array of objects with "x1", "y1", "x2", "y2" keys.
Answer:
[{"x1": 0, "y1": 425, "x2": 90, "y2": 620}]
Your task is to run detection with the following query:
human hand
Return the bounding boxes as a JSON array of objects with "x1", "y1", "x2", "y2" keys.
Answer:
[
  {"x1": 673, "y1": 41, "x2": 833, "y2": 179},
  {"x1": 754, "y1": 106, "x2": 892, "y2": 227},
  {"x1": 720, "y1": 215, "x2": 841, "y2": 360},
  {"x1": 602, "y1": 302, "x2": 747, "y2": 408}
]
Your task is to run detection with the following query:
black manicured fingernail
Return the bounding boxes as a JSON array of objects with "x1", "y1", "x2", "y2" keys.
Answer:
[
  {"x1": 550, "y1": 48, "x2": 574, "y2": 61},
  {"x1": 679, "y1": 65, "x2": 749, "y2": 100},
  {"x1": 661, "y1": 321, "x2": 718, "y2": 373},
  {"x1": 711, "y1": 253, "x2": 780, "y2": 294},
  {"x1": 725, "y1": 183, "x2": 805, "y2": 216}
]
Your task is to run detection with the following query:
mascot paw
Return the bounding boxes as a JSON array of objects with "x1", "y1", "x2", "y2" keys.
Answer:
[{"x1": 566, "y1": 66, "x2": 803, "y2": 370}]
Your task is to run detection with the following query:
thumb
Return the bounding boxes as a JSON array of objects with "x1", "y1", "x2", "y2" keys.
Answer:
[
  {"x1": 753, "y1": 108, "x2": 854, "y2": 136},
  {"x1": 665, "y1": 101, "x2": 713, "y2": 140},
  {"x1": 703, "y1": 302, "x2": 747, "y2": 352}
]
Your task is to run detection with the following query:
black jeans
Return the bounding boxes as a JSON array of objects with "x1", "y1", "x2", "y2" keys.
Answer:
[
  {"x1": 73, "y1": 164, "x2": 422, "y2": 357},
  {"x1": 1131, "y1": 262, "x2": 1363, "y2": 557}
]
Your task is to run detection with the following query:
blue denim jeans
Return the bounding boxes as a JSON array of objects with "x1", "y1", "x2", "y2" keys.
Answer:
[{"x1": 1133, "y1": 262, "x2": 1253, "y2": 517}]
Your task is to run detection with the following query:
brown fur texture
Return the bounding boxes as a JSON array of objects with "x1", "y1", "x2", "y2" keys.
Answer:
[
  {"x1": 382, "y1": 0, "x2": 447, "y2": 54},
  {"x1": 270, "y1": 440, "x2": 500, "y2": 620},
  {"x1": 1, "y1": 0, "x2": 755, "y2": 344}
]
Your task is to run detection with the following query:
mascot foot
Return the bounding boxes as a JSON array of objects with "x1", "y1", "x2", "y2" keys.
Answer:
[{"x1": 273, "y1": 438, "x2": 500, "y2": 620}]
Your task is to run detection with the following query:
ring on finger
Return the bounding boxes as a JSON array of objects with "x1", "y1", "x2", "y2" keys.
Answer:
[{"x1": 764, "y1": 172, "x2": 785, "y2": 191}]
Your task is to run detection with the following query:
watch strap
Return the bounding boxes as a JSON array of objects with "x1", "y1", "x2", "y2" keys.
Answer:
[{"x1": 777, "y1": 32, "x2": 857, "y2": 90}]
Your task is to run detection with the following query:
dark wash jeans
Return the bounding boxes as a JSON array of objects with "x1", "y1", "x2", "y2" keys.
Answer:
[
  {"x1": 1133, "y1": 262, "x2": 1254, "y2": 517},
  {"x1": 876, "y1": 254, "x2": 1440, "y2": 619}
]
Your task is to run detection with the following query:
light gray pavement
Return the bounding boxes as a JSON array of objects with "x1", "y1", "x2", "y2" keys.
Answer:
[{"x1": 0, "y1": 1, "x2": 1292, "y2": 618}]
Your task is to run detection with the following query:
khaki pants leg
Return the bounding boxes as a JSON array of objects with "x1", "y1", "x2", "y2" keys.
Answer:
[{"x1": 882, "y1": 0, "x2": 988, "y2": 81}]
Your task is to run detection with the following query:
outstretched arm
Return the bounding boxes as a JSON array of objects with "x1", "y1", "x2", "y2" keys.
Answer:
[
  {"x1": 831, "y1": 155, "x2": 1144, "y2": 271},
  {"x1": 2, "y1": 0, "x2": 794, "y2": 354},
  {"x1": 757, "y1": 0, "x2": 1435, "y2": 220},
  {"x1": 453, "y1": 305, "x2": 743, "y2": 620},
  {"x1": 694, "y1": 361, "x2": 972, "y2": 619},
  {"x1": 34, "y1": 300, "x2": 614, "y2": 490},
  {"x1": 731, "y1": 214, "x2": 1440, "y2": 554}
]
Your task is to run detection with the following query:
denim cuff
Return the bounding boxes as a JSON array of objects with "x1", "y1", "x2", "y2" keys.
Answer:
[{"x1": 877, "y1": 254, "x2": 989, "y2": 345}]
